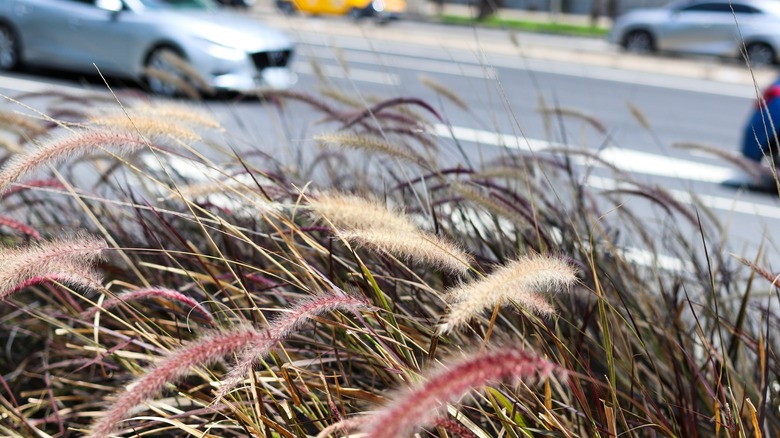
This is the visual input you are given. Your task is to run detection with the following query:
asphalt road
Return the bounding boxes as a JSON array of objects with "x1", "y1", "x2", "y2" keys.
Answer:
[{"x1": 2, "y1": 16, "x2": 780, "y2": 265}]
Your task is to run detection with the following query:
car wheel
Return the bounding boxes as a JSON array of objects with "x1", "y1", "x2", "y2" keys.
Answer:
[
  {"x1": 746, "y1": 42, "x2": 776, "y2": 67},
  {"x1": 348, "y1": 7, "x2": 363, "y2": 20},
  {"x1": 278, "y1": 1, "x2": 295, "y2": 14},
  {"x1": 0, "y1": 24, "x2": 20, "y2": 71},
  {"x1": 144, "y1": 46, "x2": 187, "y2": 98},
  {"x1": 622, "y1": 30, "x2": 654, "y2": 54}
]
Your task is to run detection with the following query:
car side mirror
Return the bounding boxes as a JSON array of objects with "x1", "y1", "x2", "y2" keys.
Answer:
[{"x1": 96, "y1": 0, "x2": 123, "y2": 14}]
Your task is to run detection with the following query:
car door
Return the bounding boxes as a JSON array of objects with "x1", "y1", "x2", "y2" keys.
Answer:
[
  {"x1": 18, "y1": 0, "x2": 136, "y2": 74},
  {"x1": 62, "y1": 0, "x2": 145, "y2": 77},
  {"x1": 658, "y1": 2, "x2": 738, "y2": 54}
]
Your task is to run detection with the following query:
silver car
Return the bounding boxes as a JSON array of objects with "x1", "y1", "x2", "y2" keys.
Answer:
[
  {"x1": 609, "y1": 0, "x2": 780, "y2": 66},
  {"x1": 0, "y1": 0, "x2": 296, "y2": 95}
]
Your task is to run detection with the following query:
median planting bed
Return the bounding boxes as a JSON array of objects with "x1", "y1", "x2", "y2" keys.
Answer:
[{"x1": 0, "y1": 82, "x2": 775, "y2": 436}]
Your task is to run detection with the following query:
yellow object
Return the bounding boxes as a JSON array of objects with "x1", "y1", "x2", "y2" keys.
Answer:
[{"x1": 276, "y1": 0, "x2": 405, "y2": 20}]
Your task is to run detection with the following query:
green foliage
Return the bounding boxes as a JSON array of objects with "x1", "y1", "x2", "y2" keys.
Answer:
[{"x1": 440, "y1": 14, "x2": 609, "y2": 37}]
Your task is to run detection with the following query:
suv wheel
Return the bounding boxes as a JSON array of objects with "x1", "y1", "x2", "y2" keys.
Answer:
[
  {"x1": 746, "y1": 42, "x2": 776, "y2": 67},
  {"x1": 622, "y1": 30, "x2": 654, "y2": 54},
  {"x1": 0, "y1": 24, "x2": 20, "y2": 71}
]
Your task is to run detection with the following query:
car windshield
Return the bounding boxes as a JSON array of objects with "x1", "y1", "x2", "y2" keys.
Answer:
[{"x1": 135, "y1": 0, "x2": 217, "y2": 9}]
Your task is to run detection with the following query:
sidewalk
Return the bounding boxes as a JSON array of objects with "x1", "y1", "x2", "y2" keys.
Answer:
[{"x1": 406, "y1": 2, "x2": 612, "y2": 29}]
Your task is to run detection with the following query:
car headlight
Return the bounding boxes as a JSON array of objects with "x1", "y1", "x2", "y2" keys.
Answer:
[{"x1": 195, "y1": 38, "x2": 247, "y2": 61}]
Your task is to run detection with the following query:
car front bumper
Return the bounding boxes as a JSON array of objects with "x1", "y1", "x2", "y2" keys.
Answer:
[{"x1": 188, "y1": 42, "x2": 297, "y2": 93}]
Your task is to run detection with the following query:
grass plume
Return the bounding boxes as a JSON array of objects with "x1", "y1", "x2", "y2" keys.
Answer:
[
  {"x1": 340, "y1": 228, "x2": 471, "y2": 274},
  {"x1": 309, "y1": 192, "x2": 471, "y2": 273},
  {"x1": 0, "y1": 129, "x2": 148, "y2": 192},
  {"x1": 315, "y1": 132, "x2": 427, "y2": 166},
  {"x1": 87, "y1": 326, "x2": 264, "y2": 438},
  {"x1": 360, "y1": 348, "x2": 559, "y2": 438},
  {"x1": 0, "y1": 215, "x2": 41, "y2": 240},
  {"x1": 0, "y1": 235, "x2": 106, "y2": 300},
  {"x1": 216, "y1": 293, "x2": 372, "y2": 399},
  {"x1": 440, "y1": 254, "x2": 577, "y2": 332}
]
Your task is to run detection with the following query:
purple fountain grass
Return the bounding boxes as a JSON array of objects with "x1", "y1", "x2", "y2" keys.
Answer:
[
  {"x1": 88, "y1": 293, "x2": 371, "y2": 437},
  {"x1": 0, "y1": 235, "x2": 107, "y2": 301},
  {"x1": 216, "y1": 293, "x2": 372, "y2": 399},
  {"x1": 0, "y1": 215, "x2": 42, "y2": 240},
  {"x1": 2, "y1": 271, "x2": 103, "y2": 301},
  {"x1": 0, "y1": 178, "x2": 66, "y2": 199},
  {"x1": 87, "y1": 326, "x2": 264, "y2": 438},
  {"x1": 315, "y1": 416, "x2": 369, "y2": 438},
  {"x1": 360, "y1": 348, "x2": 559, "y2": 438},
  {"x1": 440, "y1": 254, "x2": 578, "y2": 333},
  {"x1": 0, "y1": 129, "x2": 149, "y2": 193},
  {"x1": 82, "y1": 287, "x2": 215, "y2": 325}
]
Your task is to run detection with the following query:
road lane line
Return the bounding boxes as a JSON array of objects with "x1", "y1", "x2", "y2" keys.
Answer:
[
  {"x1": 0, "y1": 75, "x2": 87, "y2": 93},
  {"x1": 434, "y1": 123, "x2": 736, "y2": 183},
  {"x1": 298, "y1": 39, "x2": 758, "y2": 99},
  {"x1": 586, "y1": 174, "x2": 780, "y2": 220},
  {"x1": 434, "y1": 123, "x2": 780, "y2": 219},
  {"x1": 293, "y1": 62, "x2": 400, "y2": 85}
]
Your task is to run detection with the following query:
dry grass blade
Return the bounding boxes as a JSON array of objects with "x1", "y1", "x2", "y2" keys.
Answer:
[
  {"x1": 83, "y1": 287, "x2": 215, "y2": 325},
  {"x1": 320, "y1": 87, "x2": 364, "y2": 108},
  {"x1": 0, "y1": 110, "x2": 48, "y2": 138},
  {"x1": 0, "y1": 135, "x2": 22, "y2": 153},
  {"x1": 142, "y1": 67, "x2": 202, "y2": 100},
  {"x1": 537, "y1": 106, "x2": 607, "y2": 134},
  {"x1": 451, "y1": 181, "x2": 534, "y2": 226},
  {"x1": 626, "y1": 102, "x2": 652, "y2": 131},
  {"x1": 420, "y1": 74, "x2": 469, "y2": 110},
  {"x1": 674, "y1": 141, "x2": 774, "y2": 183},
  {"x1": 160, "y1": 50, "x2": 215, "y2": 96}
]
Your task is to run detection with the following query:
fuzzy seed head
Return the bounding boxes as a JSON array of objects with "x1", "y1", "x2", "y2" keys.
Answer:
[
  {"x1": 308, "y1": 192, "x2": 418, "y2": 234},
  {"x1": 315, "y1": 133, "x2": 425, "y2": 166},
  {"x1": 89, "y1": 114, "x2": 201, "y2": 142},
  {"x1": 88, "y1": 326, "x2": 263, "y2": 438},
  {"x1": 0, "y1": 129, "x2": 148, "y2": 192},
  {"x1": 441, "y1": 254, "x2": 577, "y2": 332},
  {"x1": 340, "y1": 229, "x2": 470, "y2": 274},
  {"x1": 0, "y1": 235, "x2": 107, "y2": 300},
  {"x1": 216, "y1": 293, "x2": 371, "y2": 399},
  {"x1": 361, "y1": 348, "x2": 559, "y2": 438}
]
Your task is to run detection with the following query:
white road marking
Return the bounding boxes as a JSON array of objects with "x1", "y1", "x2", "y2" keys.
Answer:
[
  {"x1": 434, "y1": 123, "x2": 780, "y2": 220},
  {"x1": 294, "y1": 62, "x2": 400, "y2": 85},
  {"x1": 306, "y1": 51, "x2": 498, "y2": 79},
  {"x1": 434, "y1": 123, "x2": 736, "y2": 183},
  {"x1": 298, "y1": 38, "x2": 759, "y2": 99},
  {"x1": 0, "y1": 75, "x2": 86, "y2": 93}
]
